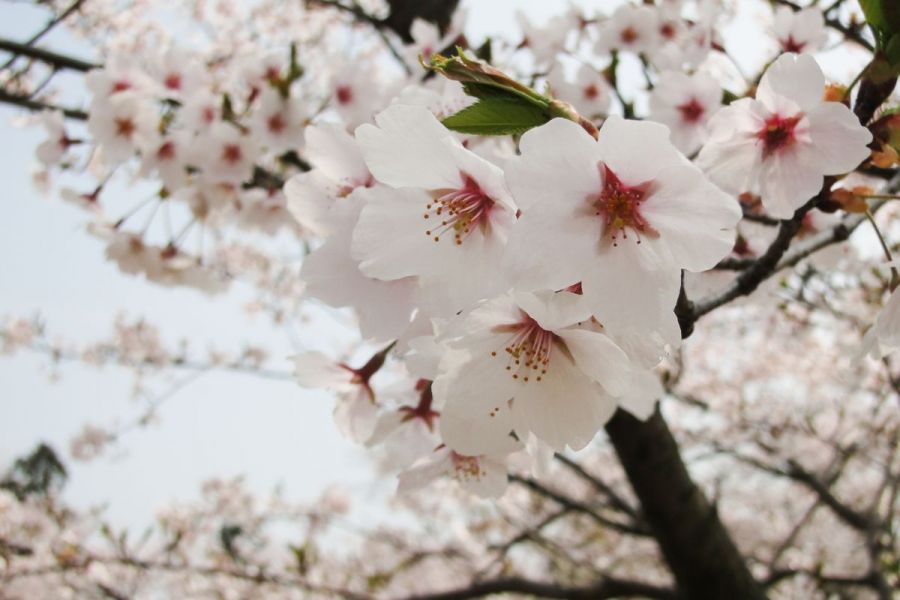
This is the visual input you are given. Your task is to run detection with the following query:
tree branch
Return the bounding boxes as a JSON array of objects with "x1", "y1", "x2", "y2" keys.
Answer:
[
  {"x1": 605, "y1": 409, "x2": 767, "y2": 600},
  {"x1": 0, "y1": 37, "x2": 97, "y2": 72},
  {"x1": 0, "y1": 89, "x2": 87, "y2": 119},
  {"x1": 403, "y1": 575, "x2": 676, "y2": 600},
  {"x1": 509, "y1": 474, "x2": 651, "y2": 536}
]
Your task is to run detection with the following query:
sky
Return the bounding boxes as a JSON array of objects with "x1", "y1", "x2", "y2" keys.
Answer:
[{"x1": 0, "y1": 0, "x2": 873, "y2": 531}]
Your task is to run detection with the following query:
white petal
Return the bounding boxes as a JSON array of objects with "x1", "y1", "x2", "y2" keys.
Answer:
[
  {"x1": 642, "y1": 165, "x2": 741, "y2": 272},
  {"x1": 756, "y1": 53, "x2": 824, "y2": 113},
  {"x1": 805, "y1": 102, "x2": 873, "y2": 174},
  {"x1": 511, "y1": 353, "x2": 615, "y2": 451},
  {"x1": 504, "y1": 196, "x2": 600, "y2": 292},
  {"x1": 506, "y1": 118, "x2": 600, "y2": 211},
  {"x1": 557, "y1": 328, "x2": 633, "y2": 396},
  {"x1": 436, "y1": 350, "x2": 521, "y2": 457},
  {"x1": 306, "y1": 122, "x2": 369, "y2": 182},
  {"x1": 758, "y1": 145, "x2": 824, "y2": 218},
  {"x1": 596, "y1": 115, "x2": 687, "y2": 183},
  {"x1": 355, "y1": 104, "x2": 460, "y2": 190},
  {"x1": 351, "y1": 185, "x2": 444, "y2": 280},
  {"x1": 293, "y1": 351, "x2": 349, "y2": 389}
]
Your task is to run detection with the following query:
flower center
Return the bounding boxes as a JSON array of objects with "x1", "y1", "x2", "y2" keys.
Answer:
[
  {"x1": 490, "y1": 312, "x2": 557, "y2": 384},
  {"x1": 335, "y1": 85, "x2": 353, "y2": 105},
  {"x1": 677, "y1": 98, "x2": 705, "y2": 123},
  {"x1": 157, "y1": 141, "x2": 176, "y2": 161},
  {"x1": 660, "y1": 22, "x2": 676, "y2": 40},
  {"x1": 592, "y1": 163, "x2": 657, "y2": 246},
  {"x1": 583, "y1": 83, "x2": 599, "y2": 100},
  {"x1": 757, "y1": 114, "x2": 802, "y2": 158},
  {"x1": 222, "y1": 143, "x2": 243, "y2": 164},
  {"x1": 451, "y1": 452, "x2": 486, "y2": 482},
  {"x1": 423, "y1": 174, "x2": 495, "y2": 246},
  {"x1": 781, "y1": 35, "x2": 806, "y2": 53},
  {"x1": 267, "y1": 113, "x2": 286, "y2": 134},
  {"x1": 115, "y1": 118, "x2": 136, "y2": 138},
  {"x1": 164, "y1": 73, "x2": 182, "y2": 91},
  {"x1": 620, "y1": 26, "x2": 639, "y2": 44}
]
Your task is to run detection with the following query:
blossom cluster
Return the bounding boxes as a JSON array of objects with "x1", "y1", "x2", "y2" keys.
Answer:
[{"x1": 25, "y1": 0, "x2": 895, "y2": 498}]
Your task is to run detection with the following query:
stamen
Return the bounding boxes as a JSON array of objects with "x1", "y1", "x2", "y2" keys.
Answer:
[
  {"x1": 423, "y1": 173, "x2": 495, "y2": 246},
  {"x1": 490, "y1": 312, "x2": 557, "y2": 383},
  {"x1": 757, "y1": 114, "x2": 803, "y2": 158},
  {"x1": 591, "y1": 163, "x2": 658, "y2": 246}
]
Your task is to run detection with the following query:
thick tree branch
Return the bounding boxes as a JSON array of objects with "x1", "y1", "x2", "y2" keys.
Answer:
[
  {"x1": 605, "y1": 409, "x2": 767, "y2": 600},
  {"x1": 404, "y1": 575, "x2": 676, "y2": 600}
]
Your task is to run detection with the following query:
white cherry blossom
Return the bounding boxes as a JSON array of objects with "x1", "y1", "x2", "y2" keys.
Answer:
[
  {"x1": 696, "y1": 53, "x2": 872, "y2": 219},
  {"x1": 435, "y1": 292, "x2": 660, "y2": 455},
  {"x1": 397, "y1": 446, "x2": 510, "y2": 498},
  {"x1": 284, "y1": 122, "x2": 373, "y2": 236},
  {"x1": 87, "y1": 91, "x2": 157, "y2": 165},
  {"x1": 35, "y1": 111, "x2": 76, "y2": 167},
  {"x1": 192, "y1": 122, "x2": 260, "y2": 185},
  {"x1": 249, "y1": 88, "x2": 306, "y2": 153},
  {"x1": 546, "y1": 60, "x2": 612, "y2": 120},
  {"x1": 648, "y1": 70, "x2": 721, "y2": 155},
  {"x1": 772, "y1": 6, "x2": 827, "y2": 54},
  {"x1": 353, "y1": 104, "x2": 517, "y2": 316},
  {"x1": 595, "y1": 4, "x2": 659, "y2": 56},
  {"x1": 504, "y1": 116, "x2": 740, "y2": 344}
]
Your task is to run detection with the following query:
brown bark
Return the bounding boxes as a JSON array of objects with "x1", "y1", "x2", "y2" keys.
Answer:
[{"x1": 606, "y1": 410, "x2": 767, "y2": 600}]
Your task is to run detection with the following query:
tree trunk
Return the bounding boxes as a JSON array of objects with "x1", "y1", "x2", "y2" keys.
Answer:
[{"x1": 605, "y1": 410, "x2": 767, "y2": 600}]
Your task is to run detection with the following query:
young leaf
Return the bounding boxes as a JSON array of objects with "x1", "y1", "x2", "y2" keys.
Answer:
[{"x1": 441, "y1": 95, "x2": 549, "y2": 135}]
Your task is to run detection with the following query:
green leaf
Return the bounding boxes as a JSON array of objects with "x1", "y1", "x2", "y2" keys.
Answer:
[
  {"x1": 860, "y1": 0, "x2": 900, "y2": 45},
  {"x1": 442, "y1": 94, "x2": 549, "y2": 135},
  {"x1": 886, "y1": 32, "x2": 900, "y2": 69}
]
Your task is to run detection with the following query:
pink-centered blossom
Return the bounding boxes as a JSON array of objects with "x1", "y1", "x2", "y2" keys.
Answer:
[
  {"x1": 435, "y1": 292, "x2": 661, "y2": 455},
  {"x1": 772, "y1": 6, "x2": 827, "y2": 54},
  {"x1": 648, "y1": 70, "x2": 721, "y2": 155},
  {"x1": 504, "y1": 116, "x2": 740, "y2": 344},
  {"x1": 696, "y1": 53, "x2": 872, "y2": 219},
  {"x1": 546, "y1": 60, "x2": 612, "y2": 120},
  {"x1": 285, "y1": 122, "x2": 373, "y2": 236},
  {"x1": 352, "y1": 105, "x2": 517, "y2": 316}
]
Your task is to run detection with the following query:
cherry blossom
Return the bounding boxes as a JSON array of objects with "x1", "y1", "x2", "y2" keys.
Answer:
[
  {"x1": 697, "y1": 53, "x2": 872, "y2": 219},
  {"x1": 35, "y1": 111, "x2": 77, "y2": 167},
  {"x1": 353, "y1": 104, "x2": 517, "y2": 315},
  {"x1": 504, "y1": 116, "x2": 740, "y2": 344},
  {"x1": 546, "y1": 61, "x2": 613, "y2": 120},
  {"x1": 771, "y1": 6, "x2": 827, "y2": 55},
  {"x1": 87, "y1": 92, "x2": 157, "y2": 164},
  {"x1": 648, "y1": 70, "x2": 721, "y2": 155},
  {"x1": 435, "y1": 292, "x2": 659, "y2": 454},
  {"x1": 139, "y1": 130, "x2": 192, "y2": 192},
  {"x1": 397, "y1": 446, "x2": 510, "y2": 498},
  {"x1": 249, "y1": 87, "x2": 306, "y2": 153},
  {"x1": 284, "y1": 122, "x2": 373, "y2": 236},
  {"x1": 150, "y1": 47, "x2": 210, "y2": 100},
  {"x1": 293, "y1": 347, "x2": 391, "y2": 443},
  {"x1": 192, "y1": 122, "x2": 260, "y2": 185},
  {"x1": 596, "y1": 4, "x2": 659, "y2": 56}
]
